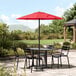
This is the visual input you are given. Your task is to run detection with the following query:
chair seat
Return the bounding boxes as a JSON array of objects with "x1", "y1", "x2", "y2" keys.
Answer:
[
  {"x1": 40, "y1": 53, "x2": 45, "y2": 56},
  {"x1": 52, "y1": 53, "x2": 61, "y2": 58},
  {"x1": 26, "y1": 55, "x2": 43, "y2": 60},
  {"x1": 61, "y1": 54, "x2": 68, "y2": 57},
  {"x1": 51, "y1": 45, "x2": 70, "y2": 68}
]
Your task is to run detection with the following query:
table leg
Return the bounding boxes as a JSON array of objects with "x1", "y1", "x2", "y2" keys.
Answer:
[{"x1": 45, "y1": 50, "x2": 47, "y2": 67}]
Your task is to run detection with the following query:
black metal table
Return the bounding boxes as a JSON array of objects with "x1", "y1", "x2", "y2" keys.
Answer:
[{"x1": 25, "y1": 48, "x2": 53, "y2": 68}]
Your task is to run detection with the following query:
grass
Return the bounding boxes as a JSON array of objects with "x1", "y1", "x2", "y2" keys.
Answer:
[{"x1": 17, "y1": 39, "x2": 69, "y2": 45}]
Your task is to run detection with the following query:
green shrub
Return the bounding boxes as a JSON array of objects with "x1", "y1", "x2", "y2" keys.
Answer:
[
  {"x1": 0, "y1": 63, "x2": 26, "y2": 76},
  {"x1": 0, "y1": 38, "x2": 13, "y2": 49},
  {"x1": 3, "y1": 40, "x2": 13, "y2": 49},
  {"x1": 72, "y1": 43, "x2": 76, "y2": 49},
  {"x1": 61, "y1": 42, "x2": 71, "y2": 50},
  {"x1": 47, "y1": 34, "x2": 58, "y2": 39},
  {"x1": 0, "y1": 47, "x2": 24, "y2": 56},
  {"x1": 54, "y1": 43, "x2": 61, "y2": 49},
  {"x1": 0, "y1": 67, "x2": 11, "y2": 76},
  {"x1": 16, "y1": 48, "x2": 25, "y2": 56},
  {"x1": 27, "y1": 44, "x2": 43, "y2": 48},
  {"x1": 63, "y1": 41, "x2": 70, "y2": 46},
  {"x1": 13, "y1": 41, "x2": 27, "y2": 49},
  {"x1": 0, "y1": 47, "x2": 8, "y2": 56},
  {"x1": 7, "y1": 49, "x2": 15, "y2": 56}
]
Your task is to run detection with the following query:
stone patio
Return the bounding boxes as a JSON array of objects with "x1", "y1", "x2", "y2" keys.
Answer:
[{"x1": 0, "y1": 51, "x2": 76, "y2": 76}]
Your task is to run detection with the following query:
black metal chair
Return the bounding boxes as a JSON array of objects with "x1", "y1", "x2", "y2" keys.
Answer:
[
  {"x1": 60, "y1": 45, "x2": 70, "y2": 67},
  {"x1": 23, "y1": 48, "x2": 33, "y2": 69},
  {"x1": 51, "y1": 45, "x2": 70, "y2": 68},
  {"x1": 23, "y1": 48, "x2": 44, "y2": 73}
]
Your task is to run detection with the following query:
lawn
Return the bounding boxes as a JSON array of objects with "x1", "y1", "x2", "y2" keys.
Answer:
[{"x1": 18, "y1": 39, "x2": 69, "y2": 45}]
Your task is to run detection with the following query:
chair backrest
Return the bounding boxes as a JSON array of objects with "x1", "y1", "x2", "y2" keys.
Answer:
[
  {"x1": 43, "y1": 45, "x2": 54, "y2": 55},
  {"x1": 23, "y1": 48, "x2": 32, "y2": 57},
  {"x1": 61, "y1": 45, "x2": 70, "y2": 55},
  {"x1": 12, "y1": 47, "x2": 19, "y2": 57},
  {"x1": 43, "y1": 45, "x2": 54, "y2": 49}
]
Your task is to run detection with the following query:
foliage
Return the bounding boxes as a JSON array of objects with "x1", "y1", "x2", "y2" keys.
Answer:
[
  {"x1": 3, "y1": 40, "x2": 13, "y2": 49},
  {"x1": 64, "y1": 3, "x2": 76, "y2": 21},
  {"x1": 0, "y1": 23, "x2": 8, "y2": 47},
  {"x1": 49, "y1": 19, "x2": 65, "y2": 35},
  {"x1": 62, "y1": 42, "x2": 71, "y2": 49},
  {"x1": 0, "y1": 23, "x2": 13, "y2": 49},
  {"x1": 71, "y1": 43, "x2": 76, "y2": 49},
  {"x1": 13, "y1": 41, "x2": 27, "y2": 49},
  {"x1": 54, "y1": 43, "x2": 61, "y2": 49},
  {"x1": 11, "y1": 30, "x2": 38, "y2": 40},
  {"x1": 0, "y1": 41, "x2": 27, "y2": 56},
  {"x1": 35, "y1": 24, "x2": 50, "y2": 35},
  {"x1": 7, "y1": 49, "x2": 15, "y2": 56},
  {"x1": 47, "y1": 33, "x2": 63, "y2": 39},
  {"x1": 63, "y1": 41, "x2": 71, "y2": 46},
  {"x1": 66, "y1": 27, "x2": 73, "y2": 39},
  {"x1": 35, "y1": 20, "x2": 64, "y2": 39},
  {"x1": 0, "y1": 63, "x2": 26, "y2": 76},
  {"x1": 28, "y1": 44, "x2": 43, "y2": 48},
  {"x1": 0, "y1": 67, "x2": 11, "y2": 76},
  {"x1": 11, "y1": 30, "x2": 26, "y2": 40},
  {"x1": 0, "y1": 47, "x2": 8, "y2": 56}
]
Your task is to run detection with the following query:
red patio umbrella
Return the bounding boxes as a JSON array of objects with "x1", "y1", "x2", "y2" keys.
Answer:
[{"x1": 17, "y1": 11, "x2": 63, "y2": 65}]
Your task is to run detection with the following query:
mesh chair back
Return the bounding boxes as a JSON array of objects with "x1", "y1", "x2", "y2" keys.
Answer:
[
  {"x1": 43, "y1": 45, "x2": 54, "y2": 55},
  {"x1": 23, "y1": 48, "x2": 32, "y2": 57},
  {"x1": 61, "y1": 46, "x2": 70, "y2": 56}
]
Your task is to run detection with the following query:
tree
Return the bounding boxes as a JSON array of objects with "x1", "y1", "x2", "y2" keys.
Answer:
[
  {"x1": 49, "y1": 19, "x2": 65, "y2": 35},
  {"x1": 0, "y1": 23, "x2": 12, "y2": 49},
  {"x1": 64, "y1": 3, "x2": 76, "y2": 21},
  {"x1": 11, "y1": 30, "x2": 25, "y2": 40},
  {"x1": 35, "y1": 24, "x2": 50, "y2": 35}
]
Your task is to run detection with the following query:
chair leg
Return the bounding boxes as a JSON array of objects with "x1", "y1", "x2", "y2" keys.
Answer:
[
  {"x1": 28, "y1": 59, "x2": 30, "y2": 67},
  {"x1": 51, "y1": 56, "x2": 54, "y2": 68},
  {"x1": 24, "y1": 58, "x2": 27, "y2": 69},
  {"x1": 60, "y1": 57, "x2": 62, "y2": 67},
  {"x1": 30, "y1": 59, "x2": 33, "y2": 73},
  {"x1": 58, "y1": 57, "x2": 59, "y2": 68},
  {"x1": 67, "y1": 56, "x2": 70, "y2": 68},
  {"x1": 31, "y1": 66, "x2": 33, "y2": 73},
  {"x1": 41, "y1": 59, "x2": 43, "y2": 71},
  {"x1": 16, "y1": 57, "x2": 19, "y2": 70},
  {"x1": 31, "y1": 58, "x2": 35, "y2": 73},
  {"x1": 15, "y1": 56, "x2": 16, "y2": 61},
  {"x1": 36, "y1": 59, "x2": 38, "y2": 71},
  {"x1": 30, "y1": 58, "x2": 44, "y2": 72},
  {"x1": 26, "y1": 58, "x2": 27, "y2": 66}
]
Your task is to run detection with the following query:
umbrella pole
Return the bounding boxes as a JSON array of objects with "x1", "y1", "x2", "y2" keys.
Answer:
[{"x1": 38, "y1": 19, "x2": 40, "y2": 66}]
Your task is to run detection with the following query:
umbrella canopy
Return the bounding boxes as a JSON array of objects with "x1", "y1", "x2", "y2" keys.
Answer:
[
  {"x1": 17, "y1": 11, "x2": 63, "y2": 66},
  {"x1": 17, "y1": 11, "x2": 62, "y2": 20}
]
